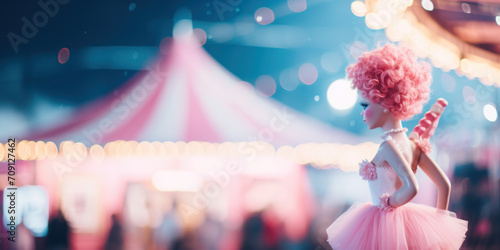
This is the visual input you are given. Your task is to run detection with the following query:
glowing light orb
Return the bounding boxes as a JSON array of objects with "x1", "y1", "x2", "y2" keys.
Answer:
[
  {"x1": 255, "y1": 75, "x2": 276, "y2": 97},
  {"x1": 461, "y1": 3, "x2": 471, "y2": 14},
  {"x1": 460, "y1": 59, "x2": 471, "y2": 73},
  {"x1": 27, "y1": 141, "x2": 36, "y2": 160},
  {"x1": 351, "y1": 1, "x2": 367, "y2": 17},
  {"x1": 483, "y1": 104, "x2": 498, "y2": 122},
  {"x1": 397, "y1": 19, "x2": 411, "y2": 34},
  {"x1": 321, "y1": 51, "x2": 342, "y2": 73},
  {"x1": 298, "y1": 63, "x2": 318, "y2": 85},
  {"x1": 18, "y1": 140, "x2": 29, "y2": 160},
  {"x1": 365, "y1": 13, "x2": 385, "y2": 30},
  {"x1": 74, "y1": 142, "x2": 88, "y2": 160},
  {"x1": 90, "y1": 145, "x2": 105, "y2": 162},
  {"x1": 422, "y1": 0, "x2": 434, "y2": 11},
  {"x1": 288, "y1": 0, "x2": 307, "y2": 13},
  {"x1": 440, "y1": 73, "x2": 455, "y2": 93},
  {"x1": 193, "y1": 28, "x2": 207, "y2": 46},
  {"x1": 45, "y1": 141, "x2": 58, "y2": 159},
  {"x1": 462, "y1": 86, "x2": 476, "y2": 104},
  {"x1": 58, "y1": 48, "x2": 70, "y2": 64},
  {"x1": 327, "y1": 79, "x2": 357, "y2": 111},
  {"x1": 279, "y1": 68, "x2": 300, "y2": 91},
  {"x1": 129, "y1": 3, "x2": 136, "y2": 11},
  {"x1": 36, "y1": 141, "x2": 46, "y2": 160},
  {"x1": 254, "y1": 7, "x2": 274, "y2": 25}
]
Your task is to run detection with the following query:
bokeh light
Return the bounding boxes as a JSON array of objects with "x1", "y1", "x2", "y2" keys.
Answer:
[
  {"x1": 460, "y1": 59, "x2": 471, "y2": 74},
  {"x1": 496, "y1": 16, "x2": 500, "y2": 26},
  {"x1": 58, "y1": 48, "x2": 70, "y2": 64},
  {"x1": 483, "y1": 104, "x2": 498, "y2": 122},
  {"x1": 314, "y1": 95, "x2": 320, "y2": 102},
  {"x1": 440, "y1": 73, "x2": 456, "y2": 93},
  {"x1": 298, "y1": 63, "x2": 318, "y2": 85},
  {"x1": 461, "y1": 3, "x2": 471, "y2": 14},
  {"x1": 327, "y1": 79, "x2": 357, "y2": 111},
  {"x1": 193, "y1": 28, "x2": 207, "y2": 46},
  {"x1": 28, "y1": 141, "x2": 37, "y2": 160},
  {"x1": 36, "y1": 141, "x2": 46, "y2": 160},
  {"x1": 45, "y1": 141, "x2": 58, "y2": 159},
  {"x1": 365, "y1": 13, "x2": 387, "y2": 30},
  {"x1": 255, "y1": 75, "x2": 277, "y2": 97},
  {"x1": 90, "y1": 145, "x2": 105, "y2": 162},
  {"x1": 351, "y1": 1, "x2": 367, "y2": 17},
  {"x1": 129, "y1": 2, "x2": 136, "y2": 11},
  {"x1": 164, "y1": 141, "x2": 179, "y2": 158},
  {"x1": 279, "y1": 68, "x2": 300, "y2": 91},
  {"x1": 462, "y1": 86, "x2": 476, "y2": 104},
  {"x1": 137, "y1": 141, "x2": 155, "y2": 156},
  {"x1": 60, "y1": 141, "x2": 74, "y2": 158},
  {"x1": 288, "y1": 0, "x2": 307, "y2": 13},
  {"x1": 74, "y1": 142, "x2": 88, "y2": 160},
  {"x1": 422, "y1": 0, "x2": 434, "y2": 11},
  {"x1": 18, "y1": 140, "x2": 29, "y2": 160},
  {"x1": 254, "y1": 7, "x2": 275, "y2": 25},
  {"x1": 321, "y1": 51, "x2": 343, "y2": 74},
  {"x1": 397, "y1": 19, "x2": 411, "y2": 34}
]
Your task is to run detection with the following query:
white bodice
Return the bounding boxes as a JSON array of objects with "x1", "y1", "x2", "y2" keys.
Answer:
[
  {"x1": 358, "y1": 134, "x2": 405, "y2": 205},
  {"x1": 368, "y1": 167, "x2": 398, "y2": 205}
]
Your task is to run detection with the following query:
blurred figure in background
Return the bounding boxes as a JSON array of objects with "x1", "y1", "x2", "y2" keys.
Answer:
[
  {"x1": 104, "y1": 214, "x2": 123, "y2": 250},
  {"x1": 170, "y1": 229, "x2": 205, "y2": 250},
  {"x1": 198, "y1": 212, "x2": 224, "y2": 250},
  {"x1": 46, "y1": 209, "x2": 70, "y2": 250},
  {"x1": 240, "y1": 207, "x2": 284, "y2": 250},
  {"x1": 154, "y1": 200, "x2": 181, "y2": 250},
  {"x1": 240, "y1": 211, "x2": 266, "y2": 250},
  {"x1": 453, "y1": 162, "x2": 493, "y2": 249}
]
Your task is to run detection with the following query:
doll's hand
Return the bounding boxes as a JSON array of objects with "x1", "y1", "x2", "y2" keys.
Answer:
[{"x1": 379, "y1": 193, "x2": 394, "y2": 212}]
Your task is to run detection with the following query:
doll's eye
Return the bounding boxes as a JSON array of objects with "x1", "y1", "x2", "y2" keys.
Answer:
[{"x1": 360, "y1": 103, "x2": 368, "y2": 110}]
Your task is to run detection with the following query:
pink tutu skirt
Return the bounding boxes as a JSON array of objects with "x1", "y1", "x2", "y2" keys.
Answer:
[{"x1": 326, "y1": 202, "x2": 468, "y2": 250}]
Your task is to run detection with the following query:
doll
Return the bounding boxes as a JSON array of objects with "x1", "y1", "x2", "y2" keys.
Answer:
[{"x1": 326, "y1": 44, "x2": 467, "y2": 249}]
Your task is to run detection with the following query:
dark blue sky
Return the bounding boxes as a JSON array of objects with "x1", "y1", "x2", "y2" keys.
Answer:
[{"x1": 1, "y1": 0, "x2": 497, "y2": 137}]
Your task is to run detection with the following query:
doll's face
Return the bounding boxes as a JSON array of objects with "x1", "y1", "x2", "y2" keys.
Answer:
[{"x1": 358, "y1": 94, "x2": 389, "y2": 129}]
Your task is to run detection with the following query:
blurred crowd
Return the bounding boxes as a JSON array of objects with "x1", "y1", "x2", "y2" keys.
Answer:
[{"x1": 2, "y1": 160, "x2": 499, "y2": 250}]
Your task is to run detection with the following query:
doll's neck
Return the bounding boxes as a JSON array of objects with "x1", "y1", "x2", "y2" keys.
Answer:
[{"x1": 381, "y1": 119, "x2": 403, "y2": 133}]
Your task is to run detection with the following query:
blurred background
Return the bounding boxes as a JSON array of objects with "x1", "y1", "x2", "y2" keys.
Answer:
[{"x1": 0, "y1": 0, "x2": 499, "y2": 249}]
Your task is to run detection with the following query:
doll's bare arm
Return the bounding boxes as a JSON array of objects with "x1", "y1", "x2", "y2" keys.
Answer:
[
  {"x1": 417, "y1": 152, "x2": 451, "y2": 210},
  {"x1": 379, "y1": 140, "x2": 418, "y2": 207}
]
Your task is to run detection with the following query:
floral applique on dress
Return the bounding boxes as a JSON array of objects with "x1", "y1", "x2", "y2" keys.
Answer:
[{"x1": 359, "y1": 160, "x2": 377, "y2": 181}]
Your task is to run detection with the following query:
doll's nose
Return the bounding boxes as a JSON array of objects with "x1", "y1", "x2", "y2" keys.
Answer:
[{"x1": 360, "y1": 110, "x2": 364, "y2": 116}]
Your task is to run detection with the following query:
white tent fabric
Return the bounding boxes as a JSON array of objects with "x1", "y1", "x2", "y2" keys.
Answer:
[{"x1": 25, "y1": 38, "x2": 362, "y2": 147}]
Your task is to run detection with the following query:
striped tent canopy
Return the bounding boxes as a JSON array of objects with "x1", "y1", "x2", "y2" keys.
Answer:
[{"x1": 25, "y1": 38, "x2": 362, "y2": 147}]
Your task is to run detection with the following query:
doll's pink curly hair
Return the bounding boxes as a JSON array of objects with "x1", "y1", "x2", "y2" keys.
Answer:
[{"x1": 347, "y1": 44, "x2": 431, "y2": 120}]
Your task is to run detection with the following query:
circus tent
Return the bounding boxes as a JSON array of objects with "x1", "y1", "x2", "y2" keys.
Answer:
[
  {"x1": 1, "y1": 37, "x2": 370, "y2": 250},
  {"x1": 25, "y1": 38, "x2": 363, "y2": 147}
]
